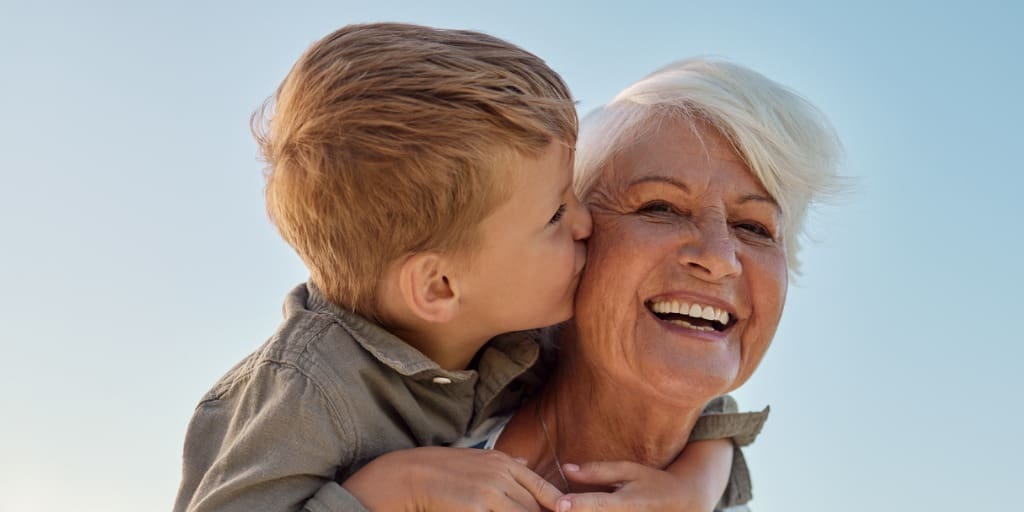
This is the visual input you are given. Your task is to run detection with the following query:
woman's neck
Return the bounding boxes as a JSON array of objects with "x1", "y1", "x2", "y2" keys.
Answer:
[
  {"x1": 553, "y1": 362, "x2": 705, "y2": 466},
  {"x1": 495, "y1": 352, "x2": 707, "y2": 490}
]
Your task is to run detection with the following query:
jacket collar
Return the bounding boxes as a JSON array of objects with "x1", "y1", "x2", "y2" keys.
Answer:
[{"x1": 292, "y1": 282, "x2": 540, "y2": 387}]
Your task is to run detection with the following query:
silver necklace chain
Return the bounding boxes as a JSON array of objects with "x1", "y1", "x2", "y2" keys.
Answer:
[{"x1": 537, "y1": 397, "x2": 571, "y2": 492}]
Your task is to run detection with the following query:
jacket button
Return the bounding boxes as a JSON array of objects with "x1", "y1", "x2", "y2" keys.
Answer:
[{"x1": 432, "y1": 376, "x2": 452, "y2": 384}]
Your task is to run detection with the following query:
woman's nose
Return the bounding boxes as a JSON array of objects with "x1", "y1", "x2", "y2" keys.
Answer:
[{"x1": 677, "y1": 217, "x2": 740, "y2": 280}]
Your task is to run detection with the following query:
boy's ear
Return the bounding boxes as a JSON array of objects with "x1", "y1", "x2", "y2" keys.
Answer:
[{"x1": 397, "y1": 252, "x2": 460, "y2": 324}]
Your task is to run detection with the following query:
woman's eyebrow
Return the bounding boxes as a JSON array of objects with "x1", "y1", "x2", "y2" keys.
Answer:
[
  {"x1": 627, "y1": 175, "x2": 689, "y2": 192},
  {"x1": 737, "y1": 193, "x2": 781, "y2": 213},
  {"x1": 628, "y1": 176, "x2": 781, "y2": 213}
]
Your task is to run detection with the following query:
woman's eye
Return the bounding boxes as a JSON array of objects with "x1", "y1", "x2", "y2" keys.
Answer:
[
  {"x1": 735, "y1": 222, "x2": 774, "y2": 239},
  {"x1": 637, "y1": 201, "x2": 676, "y2": 214},
  {"x1": 548, "y1": 204, "x2": 567, "y2": 225}
]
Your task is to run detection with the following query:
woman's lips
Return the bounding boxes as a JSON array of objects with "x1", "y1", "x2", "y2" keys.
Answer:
[{"x1": 644, "y1": 296, "x2": 738, "y2": 334}]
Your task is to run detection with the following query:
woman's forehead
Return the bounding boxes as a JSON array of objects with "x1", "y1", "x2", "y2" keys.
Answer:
[{"x1": 597, "y1": 120, "x2": 770, "y2": 198}]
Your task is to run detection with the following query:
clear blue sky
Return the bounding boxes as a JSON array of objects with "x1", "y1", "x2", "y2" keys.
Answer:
[{"x1": 1, "y1": 1, "x2": 1021, "y2": 510}]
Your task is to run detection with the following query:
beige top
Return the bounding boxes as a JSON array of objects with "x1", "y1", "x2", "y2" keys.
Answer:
[{"x1": 174, "y1": 282, "x2": 768, "y2": 511}]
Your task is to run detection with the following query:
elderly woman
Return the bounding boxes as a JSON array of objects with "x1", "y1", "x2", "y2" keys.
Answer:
[
  {"x1": 475, "y1": 57, "x2": 842, "y2": 509},
  {"x1": 347, "y1": 58, "x2": 841, "y2": 511}
]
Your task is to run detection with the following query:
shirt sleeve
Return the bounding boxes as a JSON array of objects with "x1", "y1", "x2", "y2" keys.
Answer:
[
  {"x1": 303, "y1": 483, "x2": 370, "y2": 512},
  {"x1": 691, "y1": 395, "x2": 770, "y2": 510},
  {"x1": 174, "y1": 362, "x2": 368, "y2": 512},
  {"x1": 691, "y1": 395, "x2": 770, "y2": 446}
]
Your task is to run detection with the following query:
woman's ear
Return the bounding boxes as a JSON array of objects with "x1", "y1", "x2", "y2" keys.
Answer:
[{"x1": 397, "y1": 252, "x2": 460, "y2": 324}]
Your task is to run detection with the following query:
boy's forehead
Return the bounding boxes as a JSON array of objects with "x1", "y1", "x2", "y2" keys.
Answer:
[
  {"x1": 526, "y1": 141, "x2": 573, "y2": 180},
  {"x1": 490, "y1": 141, "x2": 569, "y2": 199}
]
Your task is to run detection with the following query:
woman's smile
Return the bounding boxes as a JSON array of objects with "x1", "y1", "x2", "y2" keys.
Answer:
[{"x1": 645, "y1": 294, "x2": 738, "y2": 336}]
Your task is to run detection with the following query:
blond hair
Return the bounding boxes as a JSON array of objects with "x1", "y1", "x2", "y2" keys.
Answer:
[
  {"x1": 254, "y1": 23, "x2": 576, "y2": 317},
  {"x1": 575, "y1": 58, "x2": 843, "y2": 275}
]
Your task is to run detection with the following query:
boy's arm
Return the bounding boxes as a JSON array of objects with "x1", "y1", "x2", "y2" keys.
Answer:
[
  {"x1": 557, "y1": 395, "x2": 768, "y2": 511},
  {"x1": 558, "y1": 439, "x2": 732, "y2": 512},
  {"x1": 341, "y1": 446, "x2": 563, "y2": 511},
  {"x1": 174, "y1": 364, "x2": 367, "y2": 512},
  {"x1": 667, "y1": 438, "x2": 735, "y2": 510},
  {"x1": 689, "y1": 395, "x2": 770, "y2": 508}
]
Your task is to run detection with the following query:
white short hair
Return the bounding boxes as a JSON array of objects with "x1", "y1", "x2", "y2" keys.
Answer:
[{"x1": 575, "y1": 58, "x2": 844, "y2": 275}]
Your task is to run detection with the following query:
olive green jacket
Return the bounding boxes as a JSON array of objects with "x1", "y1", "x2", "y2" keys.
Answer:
[{"x1": 173, "y1": 282, "x2": 768, "y2": 512}]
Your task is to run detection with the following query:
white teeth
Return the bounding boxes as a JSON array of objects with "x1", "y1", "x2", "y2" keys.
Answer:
[
  {"x1": 701, "y1": 306, "x2": 716, "y2": 321},
  {"x1": 649, "y1": 300, "x2": 732, "y2": 327},
  {"x1": 667, "y1": 319, "x2": 716, "y2": 332},
  {"x1": 688, "y1": 304, "x2": 702, "y2": 317}
]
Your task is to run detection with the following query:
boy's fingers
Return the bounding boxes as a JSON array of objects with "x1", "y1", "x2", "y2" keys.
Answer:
[
  {"x1": 496, "y1": 469, "x2": 544, "y2": 512},
  {"x1": 563, "y1": 461, "x2": 647, "y2": 486},
  {"x1": 510, "y1": 463, "x2": 564, "y2": 511},
  {"x1": 500, "y1": 485, "x2": 543, "y2": 512},
  {"x1": 557, "y1": 492, "x2": 621, "y2": 512}
]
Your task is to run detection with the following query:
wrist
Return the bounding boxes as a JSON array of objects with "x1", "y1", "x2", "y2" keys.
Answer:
[{"x1": 342, "y1": 451, "x2": 413, "y2": 512}]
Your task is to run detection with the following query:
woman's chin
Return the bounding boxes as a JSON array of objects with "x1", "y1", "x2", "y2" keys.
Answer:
[
  {"x1": 635, "y1": 316, "x2": 742, "y2": 402},
  {"x1": 652, "y1": 358, "x2": 738, "y2": 405}
]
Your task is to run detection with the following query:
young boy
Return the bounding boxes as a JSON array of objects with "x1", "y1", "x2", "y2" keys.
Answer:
[{"x1": 174, "y1": 23, "x2": 754, "y2": 512}]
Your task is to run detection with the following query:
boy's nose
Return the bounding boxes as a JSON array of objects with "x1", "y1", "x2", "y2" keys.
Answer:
[{"x1": 571, "y1": 199, "x2": 593, "y2": 241}]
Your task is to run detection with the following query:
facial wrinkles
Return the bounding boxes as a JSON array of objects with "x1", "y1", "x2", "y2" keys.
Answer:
[
  {"x1": 584, "y1": 158, "x2": 636, "y2": 217},
  {"x1": 584, "y1": 169, "x2": 643, "y2": 337},
  {"x1": 582, "y1": 183, "x2": 621, "y2": 218},
  {"x1": 577, "y1": 214, "x2": 639, "y2": 370},
  {"x1": 574, "y1": 197, "x2": 646, "y2": 379},
  {"x1": 572, "y1": 120, "x2": 790, "y2": 403}
]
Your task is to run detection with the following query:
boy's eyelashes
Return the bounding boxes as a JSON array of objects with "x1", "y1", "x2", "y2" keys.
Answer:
[{"x1": 548, "y1": 204, "x2": 567, "y2": 225}]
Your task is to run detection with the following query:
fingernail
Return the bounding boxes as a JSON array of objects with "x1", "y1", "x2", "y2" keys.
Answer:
[
  {"x1": 558, "y1": 498, "x2": 573, "y2": 512},
  {"x1": 513, "y1": 457, "x2": 528, "y2": 464},
  {"x1": 563, "y1": 463, "x2": 580, "y2": 472}
]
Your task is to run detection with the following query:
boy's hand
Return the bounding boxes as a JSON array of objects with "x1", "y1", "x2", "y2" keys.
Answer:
[
  {"x1": 342, "y1": 446, "x2": 563, "y2": 511},
  {"x1": 555, "y1": 461, "x2": 717, "y2": 512},
  {"x1": 556, "y1": 438, "x2": 733, "y2": 512}
]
